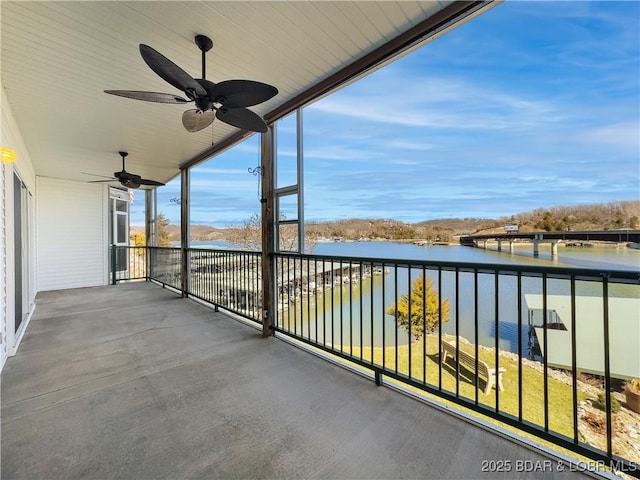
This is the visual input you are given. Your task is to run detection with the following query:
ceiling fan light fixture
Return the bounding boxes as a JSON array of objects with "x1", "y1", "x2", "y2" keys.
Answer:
[{"x1": 182, "y1": 109, "x2": 215, "y2": 133}]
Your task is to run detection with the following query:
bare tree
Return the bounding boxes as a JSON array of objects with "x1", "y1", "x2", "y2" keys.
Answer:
[{"x1": 226, "y1": 213, "x2": 316, "y2": 252}]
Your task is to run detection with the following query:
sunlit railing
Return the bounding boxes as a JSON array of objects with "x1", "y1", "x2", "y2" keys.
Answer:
[
  {"x1": 188, "y1": 248, "x2": 262, "y2": 322},
  {"x1": 110, "y1": 245, "x2": 640, "y2": 477},
  {"x1": 110, "y1": 245, "x2": 147, "y2": 283},
  {"x1": 274, "y1": 252, "x2": 639, "y2": 476},
  {"x1": 148, "y1": 247, "x2": 182, "y2": 290}
]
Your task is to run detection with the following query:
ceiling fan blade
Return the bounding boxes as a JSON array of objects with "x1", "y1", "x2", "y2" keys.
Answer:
[
  {"x1": 210, "y1": 80, "x2": 278, "y2": 108},
  {"x1": 104, "y1": 90, "x2": 190, "y2": 104},
  {"x1": 216, "y1": 107, "x2": 268, "y2": 133},
  {"x1": 89, "y1": 179, "x2": 117, "y2": 183},
  {"x1": 138, "y1": 178, "x2": 166, "y2": 186},
  {"x1": 83, "y1": 172, "x2": 115, "y2": 179},
  {"x1": 139, "y1": 44, "x2": 206, "y2": 98},
  {"x1": 182, "y1": 109, "x2": 215, "y2": 132}
]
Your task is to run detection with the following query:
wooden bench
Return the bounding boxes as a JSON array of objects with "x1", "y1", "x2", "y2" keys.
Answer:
[{"x1": 440, "y1": 340, "x2": 506, "y2": 395}]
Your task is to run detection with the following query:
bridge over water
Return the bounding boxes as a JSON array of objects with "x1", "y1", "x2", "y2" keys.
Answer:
[{"x1": 459, "y1": 230, "x2": 640, "y2": 256}]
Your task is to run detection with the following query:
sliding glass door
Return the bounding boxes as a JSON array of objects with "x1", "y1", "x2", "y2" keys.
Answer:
[{"x1": 13, "y1": 173, "x2": 31, "y2": 333}]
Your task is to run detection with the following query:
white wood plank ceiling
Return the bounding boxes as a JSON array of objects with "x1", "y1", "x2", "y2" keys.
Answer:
[{"x1": 1, "y1": 1, "x2": 484, "y2": 185}]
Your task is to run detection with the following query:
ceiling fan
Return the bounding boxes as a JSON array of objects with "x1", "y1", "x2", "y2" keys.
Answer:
[
  {"x1": 105, "y1": 35, "x2": 277, "y2": 133},
  {"x1": 86, "y1": 152, "x2": 165, "y2": 189}
]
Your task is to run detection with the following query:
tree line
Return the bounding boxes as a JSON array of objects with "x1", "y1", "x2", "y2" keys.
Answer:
[
  {"x1": 132, "y1": 200, "x2": 640, "y2": 246},
  {"x1": 498, "y1": 200, "x2": 639, "y2": 232}
]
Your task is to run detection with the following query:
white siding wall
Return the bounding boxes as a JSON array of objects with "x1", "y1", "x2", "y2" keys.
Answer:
[
  {"x1": 37, "y1": 178, "x2": 107, "y2": 291},
  {"x1": 0, "y1": 160, "x2": 6, "y2": 370},
  {"x1": 1, "y1": 82, "x2": 109, "y2": 370},
  {"x1": 2, "y1": 83, "x2": 38, "y2": 363}
]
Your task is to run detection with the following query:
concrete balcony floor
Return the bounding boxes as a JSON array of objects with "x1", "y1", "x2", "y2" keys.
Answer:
[{"x1": 2, "y1": 282, "x2": 589, "y2": 479}]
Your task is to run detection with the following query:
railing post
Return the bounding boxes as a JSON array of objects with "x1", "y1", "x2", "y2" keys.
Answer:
[
  {"x1": 110, "y1": 244, "x2": 117, "y2": 285},
  {"x1": 602, "y1": 274, "x2": 613, "y2": 462},
  {"x1": 148, "y1": 247, "x2": 153, "y2": 281},
  {"x1": 144, "y1": 246, "x2": 149, "y2": 281}
]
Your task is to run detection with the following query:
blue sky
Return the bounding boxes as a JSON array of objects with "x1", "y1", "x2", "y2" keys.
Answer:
[{"x1": 132, "y1": 1, "x2": 639, "y2": 226}]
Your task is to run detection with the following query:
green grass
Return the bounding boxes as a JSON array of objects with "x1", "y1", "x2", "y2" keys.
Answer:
[{"x1": 337, "y1": 335, "x2": 588, "y2": 441}]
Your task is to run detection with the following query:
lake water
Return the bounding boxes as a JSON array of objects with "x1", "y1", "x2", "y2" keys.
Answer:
[
  {"x1": 189, "y1": 239, "x2": 640, "y2": 270},
  {"x1": 292, "y1": 241, "x2": 639, "y2": 354},
  {"x1": 189, "y1": 239, "x2": 639, "y2": 353},
  {"x1": 314, "y1": 240, "x2": 640, "y2": 270}
]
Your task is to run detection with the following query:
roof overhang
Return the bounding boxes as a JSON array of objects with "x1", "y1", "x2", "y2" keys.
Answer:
[{"x1": 1, "y1": 1, "x2": 495, "y2": 186}]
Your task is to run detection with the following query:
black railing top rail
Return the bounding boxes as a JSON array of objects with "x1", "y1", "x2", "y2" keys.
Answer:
[
  {"x1": 142, "y1": 246, "x2": 260, "y2": 255},
  {"x1": 188, "y1": 247, "x2": 261, "y2": 255},
  {"x1": 276, "y1": 251, "x2": 640, "y2": 284},
  {"x1": 121, "y1": 245, "x2": 640, "y2": 283},
  {"x1": 187, "y1": 247, "x2": 262, "y2": 256}
]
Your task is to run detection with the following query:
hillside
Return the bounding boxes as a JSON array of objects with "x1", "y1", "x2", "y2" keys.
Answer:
[
  {"x1": 131, "y1": 224, "x2": 225, "y2": 241},
  {"x1": 476, "y1": 200, "x2": 640, "y2": 236},
  {"x1": 135, "y1": 200, "x2": 639, "y2": 243}
]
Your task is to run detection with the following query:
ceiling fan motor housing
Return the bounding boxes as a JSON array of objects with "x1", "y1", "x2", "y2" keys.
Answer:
[{"x1": 195, "y1": 35, "x2": 213, "y2": 53}]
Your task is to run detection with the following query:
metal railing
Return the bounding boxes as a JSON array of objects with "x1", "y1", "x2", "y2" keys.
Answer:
[
  {"x1": 148, "y1": 247, "x2": 182, "y2": 290},
  {"x1": 110, "y1": 245, "x2": 640, "y2": 476},
  {"x1": 188, "y1": 248, "x2": 262, "y2": 322},
  {"x1": 111, "y1": 245, "x2": 181, "y2": 290},
  {"x1": 110, "y1": 245, "x2": 148, "y2": 283},
  {"x1": 112, "y1": 246, "x2": 262, "y2": 322},
  {"x1": 274, "y1": 252, "x2": 640, "y2": 477}
]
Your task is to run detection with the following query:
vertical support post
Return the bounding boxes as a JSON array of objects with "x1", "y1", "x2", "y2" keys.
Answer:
[
  {"x1": 144, "y1": 189, "x2": 154, "y2": 280},
  {"x1": 261, "y1": 126, "x2": 276, "y2": 337},
  {"x1": 144, "y1": 190, "x2": 152, "y2": 246},
  {"x1": 145, "y1": 189, "x2": 158, "y2": 247},
  {"x1": 533, "y1": 236, "x2": 541, "y2": 257},
  {"x1": 550, "y1": 240, "x2": 559, "y2": 257},
  {"x1": 180, "y1": 168, "x2": 190, "y2": 298},
  {"x1": 296, "y1": 108, "x2": 305, "y2": 253},
  {"x1": 111, "y1": 243, "x2": 117, "y2": 285},
  {"x1": 497, "y1": 239, "x2": 502, "y2": 251},
  {"x1": 509, "y1": 240, "x2": 514, "y2": 253}
]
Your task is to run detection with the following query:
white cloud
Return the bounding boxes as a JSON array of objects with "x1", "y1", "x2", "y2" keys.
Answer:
[
  {"x1": 386, "y1": 140, "x2": 438, "y2": 152},
  {"x1": 189, "y1": 178, "x2": 256, "y2": 192},
  {"x1": 304, "y1": 145, "x2": 372, "y2": 162},
  {"x1": 307, "y1": 74, "x2": 563, "y2": 131},
  {"x1": 578, "y1": 122, "x2": 640, "y2": 154}
]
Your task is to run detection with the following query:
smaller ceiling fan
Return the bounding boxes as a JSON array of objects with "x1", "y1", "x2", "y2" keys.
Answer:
[
  {"x1": 85, "y1": 152, "x2": 165, "y2": 189},
  {"x1": 105, "y1": 35, "x2": 277, "y2": 133}
]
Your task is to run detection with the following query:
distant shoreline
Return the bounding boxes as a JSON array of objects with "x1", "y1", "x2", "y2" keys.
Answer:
[
  {"x1": 312, "y1": 237, "x2": 637, "y2": 250},
  {"x1": 185, "y1": 237, "x2": 638, "y2": 250}
]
